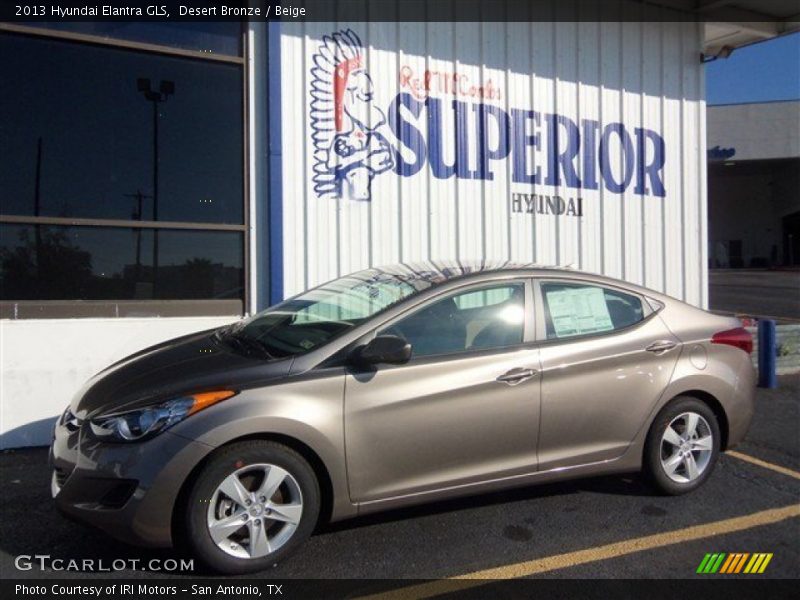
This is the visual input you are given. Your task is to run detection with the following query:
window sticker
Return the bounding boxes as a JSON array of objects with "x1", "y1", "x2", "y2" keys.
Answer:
[{"x1": 546, "y1": 286, "x2": 614, "y2": 337}]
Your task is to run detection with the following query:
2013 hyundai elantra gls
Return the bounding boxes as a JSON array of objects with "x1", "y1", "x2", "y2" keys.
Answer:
[{"x1": 50, "y1": 262, "x2": 755, "y2": 573}]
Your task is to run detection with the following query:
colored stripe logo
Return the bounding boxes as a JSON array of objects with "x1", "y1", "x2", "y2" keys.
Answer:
[{"x1": 697, "y1": 553, "x2": 773, "y2": 574}]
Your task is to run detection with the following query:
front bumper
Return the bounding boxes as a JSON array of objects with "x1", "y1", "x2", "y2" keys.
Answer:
[{"x1": 49, "y1": 417, "x2": 213, "y2": 548}]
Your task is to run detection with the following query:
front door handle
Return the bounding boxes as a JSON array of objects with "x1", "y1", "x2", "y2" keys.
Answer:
[
  {"x1": 646, "y1": 340, "x2": 677, "y2": 354},
  {"x1": 496, "y1": 368, "x2": 537, "y2": 386}
]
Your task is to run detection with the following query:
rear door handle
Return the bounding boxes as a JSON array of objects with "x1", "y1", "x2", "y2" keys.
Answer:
[
  {"x1": 496, "y1": 368, "x2": 537, "y2": 386},
  {"x1": 645, "y1": 340, "x2": 677, "y2": 354}
]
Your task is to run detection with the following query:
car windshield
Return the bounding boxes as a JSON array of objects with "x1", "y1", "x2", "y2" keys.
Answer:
[{"x1": 222, "y1": 268, "x2": 444, "y2": 358}]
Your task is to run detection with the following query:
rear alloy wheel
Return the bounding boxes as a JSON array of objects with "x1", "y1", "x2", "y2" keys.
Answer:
[
  {"x1": 645, "y1": 397, "x2": 721, "y2": 495},
  {"x1": 185, "y1": 441, "x2": 320, "y2": 574}
]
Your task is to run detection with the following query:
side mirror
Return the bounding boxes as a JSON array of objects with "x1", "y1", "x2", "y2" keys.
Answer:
[{"x1": 351, "y1": 335, "x2": 412, "y2": 366}]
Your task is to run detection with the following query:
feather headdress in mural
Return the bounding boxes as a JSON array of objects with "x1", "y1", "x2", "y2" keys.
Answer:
[{"x1": 309, "y1": 29, "x2": 394, "y2": 201}]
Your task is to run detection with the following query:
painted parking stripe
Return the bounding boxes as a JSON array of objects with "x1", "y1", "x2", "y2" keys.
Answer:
[
  {"x1": 726, "y1": 450, "x2": 800, "y2": 480},
  {"x1": 361, "y1": 505, "x2": 799, "y2": 600}
]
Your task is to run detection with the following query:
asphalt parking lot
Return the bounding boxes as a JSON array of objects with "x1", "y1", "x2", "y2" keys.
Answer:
[
  {"x1": 709, "y1": 269, "x2": 800, "y2": 320},
  {"x1": 1, "y1": 376, "x2": 798, "y2": 583}
]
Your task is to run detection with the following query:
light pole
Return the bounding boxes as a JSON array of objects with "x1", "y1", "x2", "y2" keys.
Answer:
[
  {"x1": 123, "y1": 189, "x2": 152, "y2": 286},
  {"x1": 136, "y1": 77, "x2": 174, "y2": 297},
  {"x1": 33, "y1": 137, "x2": 43, "y2": 278}
]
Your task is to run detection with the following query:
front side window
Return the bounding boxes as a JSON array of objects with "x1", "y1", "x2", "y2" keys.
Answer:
[
  {"x1": 226, "y1": 270, "x2": 439, "y2": 358},
  {"x1": 381, "y1": 283, "x2": 526, "y2": 358},
  {"x1": 541, "y1": 282, "x2": 644, "y2": 340}
]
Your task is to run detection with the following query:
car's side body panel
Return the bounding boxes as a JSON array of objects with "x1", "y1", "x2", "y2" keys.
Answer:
[
  {"x1": 344, "y1": 347, "x2": 542, "y2": 502},
  {"x1": 354, "y1": 440, "x2": 644, "y2": 517},
  {"x1": 654, "y1": 300, "x2": 756, "y2": 448},
  {"x1": 171, "y1": 369, "x2": 356, "y2": 522},
  {"x1": 654, "y1": 343, "x2": 756, "y2": 449},
  {"x1": 536, "y1": 313, "x2": 681, "y2": 470},
  {"x1": 342, "y1": 277, "x2": 541, "y2": 503}
]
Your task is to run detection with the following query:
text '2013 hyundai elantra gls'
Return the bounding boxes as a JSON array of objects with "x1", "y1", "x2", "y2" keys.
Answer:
[{"x1": 50, "y1": 262, "x2": 755, "y2": 573}]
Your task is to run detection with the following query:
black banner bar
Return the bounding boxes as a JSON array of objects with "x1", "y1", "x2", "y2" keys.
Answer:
[
  {"x1": 2, "y1": 579, "x2": 797, "y2": 600},
  {"x1": 0, "y1": 0, "x2": 765, "y2": 23}
]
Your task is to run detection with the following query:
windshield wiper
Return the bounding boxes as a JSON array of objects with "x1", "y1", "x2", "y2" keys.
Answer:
[{"x1": 222, "y1": 331, "x2": 273, "y2": 359}]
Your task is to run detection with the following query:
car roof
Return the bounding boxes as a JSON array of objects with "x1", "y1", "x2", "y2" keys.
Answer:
[
  {"x1": 347, "y1": 260, "x2": 572, "y2": 287},
  {"x1": 342, "y1": 260, "x2": 672, "y2": 303}
]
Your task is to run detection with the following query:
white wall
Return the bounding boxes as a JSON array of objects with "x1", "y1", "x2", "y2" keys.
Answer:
[
  {"x1": 0, "y1": 316, "x2": 238, "y2": 448},
  {"x1": 279, "y1": 18, "x2": 708, "y2": 308}
]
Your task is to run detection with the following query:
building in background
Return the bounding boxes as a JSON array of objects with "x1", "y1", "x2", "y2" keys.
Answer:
[
  {"x1": 1, "y1": 2, "x2": 798, "y2": 448},
  {"x1": 707, "y1": 101, "x2": 800, "y2": 268}
]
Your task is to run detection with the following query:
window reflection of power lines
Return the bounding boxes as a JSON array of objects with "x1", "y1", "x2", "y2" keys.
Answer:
[{"x1": 123, "y1": 190, "x2": 152, "y2": 286}]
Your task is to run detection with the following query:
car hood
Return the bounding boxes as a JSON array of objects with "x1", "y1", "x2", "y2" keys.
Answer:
[{"x1": 71, "y1": 327, "x2": 293, "y2": 420}]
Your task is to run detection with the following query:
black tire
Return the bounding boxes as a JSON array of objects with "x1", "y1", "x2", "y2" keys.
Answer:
[
  {"x1": 183, "y1": 440, "x2": 320, "y2": 574},
  {"x1": 644, "y1": 397, "x2": 721, "y2": 495}
]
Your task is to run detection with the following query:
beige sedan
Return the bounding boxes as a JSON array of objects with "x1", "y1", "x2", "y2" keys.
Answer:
[{"x1": 51, "y1": 262, "x2": 755, "y2": 573}]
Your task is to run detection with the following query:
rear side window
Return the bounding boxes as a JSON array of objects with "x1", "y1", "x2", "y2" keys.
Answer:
[{"x1": 541, "y1": 282, "x2": 644, "y2": 340}]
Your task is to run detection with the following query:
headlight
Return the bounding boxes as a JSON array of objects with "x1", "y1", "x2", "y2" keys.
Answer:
[{"x1": 90, "y1": 390, "x2": 236, "y2": 442}]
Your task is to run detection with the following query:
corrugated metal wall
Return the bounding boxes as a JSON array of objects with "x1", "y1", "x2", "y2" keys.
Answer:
[{"x1": 278, "y1": 17, "x2": 708, "y2": 307}]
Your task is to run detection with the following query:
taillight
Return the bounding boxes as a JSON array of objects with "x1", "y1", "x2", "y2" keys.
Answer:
[{"x1": 711, "y1": 327, "x2": 753, "y2": 354}]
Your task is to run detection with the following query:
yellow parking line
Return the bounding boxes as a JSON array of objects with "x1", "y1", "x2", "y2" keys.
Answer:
[
  {"x1": 726, "y1": 450, "x2": 800, "y2": 480},
  {"x1": 361, "y1": 504, "x2": 800, "y2": 600}
]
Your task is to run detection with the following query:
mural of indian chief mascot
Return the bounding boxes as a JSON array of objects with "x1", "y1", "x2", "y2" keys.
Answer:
[{"x1": 310, "y1": 29, "x2": 395, "y2": 201}]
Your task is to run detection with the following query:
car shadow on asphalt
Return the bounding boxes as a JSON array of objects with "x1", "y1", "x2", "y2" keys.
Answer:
[
  {"x1": 317, "y1": 473, "x2": 656, "y2": 534},
  {"x1": 0, "y1": 447, "x2": 656, "y2": 577}
]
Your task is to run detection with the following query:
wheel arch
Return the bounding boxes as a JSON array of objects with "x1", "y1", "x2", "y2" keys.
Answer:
[
  {"x1": 649, "y1": 389, "x2": 730, "y2": 451},
  {"x1": 171, "y1": 432, "x2": 337, "y2": 547},
  {"x1": 673, "y1": 390, "x2": 730, "y2": 451}
]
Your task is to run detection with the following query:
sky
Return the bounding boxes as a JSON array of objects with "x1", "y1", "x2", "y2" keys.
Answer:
[{"x1": 705, "y1": 31, "x2": 800, "y2": 105}]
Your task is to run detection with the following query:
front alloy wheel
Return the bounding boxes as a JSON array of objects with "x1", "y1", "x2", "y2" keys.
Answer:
[
  {"x1": 208, "y1": 463, "x2": 303, "y2": 559},
  {"x1": 185, "y1": 441, "x2": 320, "y2": 574}
]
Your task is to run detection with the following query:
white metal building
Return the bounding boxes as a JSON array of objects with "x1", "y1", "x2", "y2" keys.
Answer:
[
  {"x1": 280, "y1": 20, "x2": 706, "y2": 304},
  {"x1": 1, "y1": 1, "x2": 798, "y2": 448}
]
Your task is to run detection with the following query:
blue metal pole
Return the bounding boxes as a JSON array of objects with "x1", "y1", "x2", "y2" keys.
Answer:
[{"x1": 757, "y1": 319, "x2": 777, "y2": 389}]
